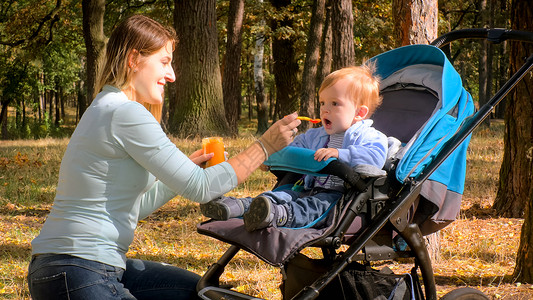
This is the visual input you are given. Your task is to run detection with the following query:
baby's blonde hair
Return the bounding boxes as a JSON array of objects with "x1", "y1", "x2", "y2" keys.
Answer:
[{"x1": 319, "y1": 61, "x2": 382, "y2": 116}]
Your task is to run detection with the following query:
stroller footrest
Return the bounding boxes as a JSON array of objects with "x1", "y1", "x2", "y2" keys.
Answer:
[{"x1": 355, "y1": 249, "x2": 412, "y2": 261}]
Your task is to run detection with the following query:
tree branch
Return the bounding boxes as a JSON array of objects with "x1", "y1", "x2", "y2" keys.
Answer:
[{"x1": 0, "y1": 0, "x2": 62, "y2": 47}]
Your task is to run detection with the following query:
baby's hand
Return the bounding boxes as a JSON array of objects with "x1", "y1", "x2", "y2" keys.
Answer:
[{"x1": 314, "y1": 148, "x2": 338, "y2": 162}]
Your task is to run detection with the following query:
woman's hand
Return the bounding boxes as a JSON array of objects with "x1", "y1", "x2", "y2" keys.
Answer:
[
  {"x1": 227, "y1": 113, "x2": 300, "y2": 184},
  {"x1": 258, "y1": 112, "x2": 301, "y2": 156},
  {"x1": 189, "y1": 149, "x2": 214, "y2": 167}
]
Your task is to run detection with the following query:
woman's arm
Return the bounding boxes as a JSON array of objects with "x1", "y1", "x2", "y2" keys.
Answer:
[
  {"x1": 115, "y1": 103, "x2": 299, "y2": 203},
  {"x1": 228, "y1": 113, "x2": 300, "y2": 184}
]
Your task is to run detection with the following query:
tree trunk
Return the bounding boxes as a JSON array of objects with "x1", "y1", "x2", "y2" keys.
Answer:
[
  {"x1": 16, "y1": 100, "x2": 21, "y2": 130},
  {"x1": 48, "y1": 90, "x2": 53, "y2": 121},
  {"x1": 494, "y1": 0, "x2": 510, "y2": 119},
  {"x1": 223, "y1": 0, "x2": 245, "y2": 136},
  {"x1": 76, "y1": 76, "x2": 84, "y2": 123},
  {"x1": 316, "y1": 2, "x2": 332, "y2": 116},
  {"x1": 39, "y1": 72, "x2": 44, "y2": 122},
  {"x1": 269, "y1": 0, "x2": 300, "y2": 118},
  {"x1": 55, "y1": 85, "x2": 60, "y2": 126},
  {"x1": 82, "y1": 0, "x2": 106, "y2": 116},
  {"x1": 494, "y1": 40, "x2": 508, "y2": 119},
  {"x1": 60, "y1": 85, "x2": 65, "y2": 122},
  {"x1": 255, "y1": 0, "x2": 268, "y2": 135},
  {"x1": 392, "y1": 0, "x2": 438, "y2": 47},
  {"x1": 22, "y1": 96, "x2": 27, "y2": 129},
  {"x1": 0, "y1": 101, "x2": 8, "y2": 139},
  {"x1": 509, "y1": 0, "x2": 533, "y2": 282},
  {"x1": 171, "y1": 0, "x2": 230, "y2": 137},
  {"x1": 494, "y1": 0, "x2": 532, "y2": 214},
  {"x1": 478, "y1": 0, "x2": 494, "y2": 127},
  {"x1": 331, "y1": 0, "x2": 355, "y2": 70},
  {"x1": 299, "y1": 0, "x2": 326, "y2": 131}
]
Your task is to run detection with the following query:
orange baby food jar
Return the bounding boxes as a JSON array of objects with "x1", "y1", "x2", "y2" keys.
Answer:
[{"x1": 202, "y1": 137, "x2": 225, "y2": 167}]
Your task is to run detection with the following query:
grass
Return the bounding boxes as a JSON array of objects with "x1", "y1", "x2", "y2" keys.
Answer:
[{"x1": 1, "y1": 120, "x2": 532, "y2": 299}]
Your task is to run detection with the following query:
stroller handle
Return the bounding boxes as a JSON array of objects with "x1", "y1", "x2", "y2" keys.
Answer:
[{"x1": 431, "y1": 28, "x2": 533, "y2": 48}]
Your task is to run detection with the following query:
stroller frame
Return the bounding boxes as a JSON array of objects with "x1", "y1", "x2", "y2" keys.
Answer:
[{"x1": 196, "y1": 29, "x2": 533, "y2": 300}]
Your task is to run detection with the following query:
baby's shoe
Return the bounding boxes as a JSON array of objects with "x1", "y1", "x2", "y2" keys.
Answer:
[
  {"x1": 243, "y1": 196, "x2": 288, "y2": 232},
  {"x1": 200, "y1": 197, "x2": 250, "y2": 220}
]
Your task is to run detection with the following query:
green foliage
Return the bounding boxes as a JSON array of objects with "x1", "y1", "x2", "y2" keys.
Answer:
[
  {"x1": 104, "y1": 0, "x2": 174, "y2": 33},
  {"x1": 0, "y1": 0, "x2": 514, "y2": 139},
  {"x1": 438, "y1": 0, "x2": 512, "y2": 106},
  {"x1": 0, "y1": 0, "x2": 83, "y2": 139},
  {"x1": 353, "y1": 0, "x2": 394, "y2": 59},
  {"x1": 5, "y1": 111, "x2": 71, "y2": 140}
]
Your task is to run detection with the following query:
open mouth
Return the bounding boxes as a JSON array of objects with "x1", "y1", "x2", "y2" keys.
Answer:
[
  {"x1": 323, "y1": 118, "x2": 332, "y2": 127},
  {"x1": 158, "y1": 82, "x2": 165, "y2": 93}
]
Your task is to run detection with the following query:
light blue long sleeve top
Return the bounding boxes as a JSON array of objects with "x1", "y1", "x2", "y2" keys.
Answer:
[
  {"x1": 31, "y1": 85, "x2": 238, "y2": 268},
  {"x1": 289, "y1": 120, "x2": 388, "y2": 189}
]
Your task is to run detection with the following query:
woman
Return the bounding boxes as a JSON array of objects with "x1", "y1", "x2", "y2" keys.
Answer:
[{"x1": 27, "y1": 15, "x2": 299, "y2": 300}]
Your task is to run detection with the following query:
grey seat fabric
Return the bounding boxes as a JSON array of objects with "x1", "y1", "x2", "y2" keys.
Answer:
[{"x1": 197, "y1": 211, "x2": 352, "y2": 266}]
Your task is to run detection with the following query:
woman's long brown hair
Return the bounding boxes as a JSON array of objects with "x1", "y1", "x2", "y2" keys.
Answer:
[{"x1": 95, "y1": 15, "x2": 176, "y2": 122}]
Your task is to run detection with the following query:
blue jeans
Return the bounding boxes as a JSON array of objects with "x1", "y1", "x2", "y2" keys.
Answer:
[
  {"x1": 261, "y1": 189, "x2": 342, "y2": 228},
  {"x1": 27, "y1": 254, "x2": 200, "y2": 300}
]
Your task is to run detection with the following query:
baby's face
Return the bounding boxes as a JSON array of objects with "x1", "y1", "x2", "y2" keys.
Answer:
[{"x1": 319, "y1": 78, "x2": 361, "y2": 135}]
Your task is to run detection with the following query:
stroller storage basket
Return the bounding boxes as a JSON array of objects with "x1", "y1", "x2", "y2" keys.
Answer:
[{"x1": 282, "y1": 253, "x2": 421, "y2": 300}]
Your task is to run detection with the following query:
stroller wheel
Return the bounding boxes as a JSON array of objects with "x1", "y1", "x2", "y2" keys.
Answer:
[{"x1": 440, "y1": 287, "x2": 489, "y2": 300}]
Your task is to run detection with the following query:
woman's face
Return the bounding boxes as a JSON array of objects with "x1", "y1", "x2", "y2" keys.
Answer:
[{"x1": 128, "y1": 41, "x2": 175, "y2": 105}]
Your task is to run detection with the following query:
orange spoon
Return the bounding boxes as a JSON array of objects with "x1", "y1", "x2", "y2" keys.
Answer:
[{"x1": 297, "y1": 116, "x2": 321, "y2": 123}]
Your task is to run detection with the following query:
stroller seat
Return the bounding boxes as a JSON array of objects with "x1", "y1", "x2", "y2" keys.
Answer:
[
  {"x1": 197, "y1": 146, "x2": 391, "y2": 266},
  {"x1": 196, "y1": 44, "x2": 475, "y2": 300}
]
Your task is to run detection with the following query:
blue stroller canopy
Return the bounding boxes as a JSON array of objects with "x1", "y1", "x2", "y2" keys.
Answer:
[{"x1": 370, "y1": 44, "x2": 474, "y2": 196}]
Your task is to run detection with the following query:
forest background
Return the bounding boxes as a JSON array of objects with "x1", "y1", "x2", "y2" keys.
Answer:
[
  {"x1": 1, "y1": 0, "x2": 515, "y2": 140},
  {"x1": 1, "y1": 0, "x2": 533, "y2": 299}
]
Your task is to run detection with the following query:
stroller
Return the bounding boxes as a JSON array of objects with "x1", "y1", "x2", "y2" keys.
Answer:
[{"x1": 195, "y1": 29, "x2": 533, "y2": 300}]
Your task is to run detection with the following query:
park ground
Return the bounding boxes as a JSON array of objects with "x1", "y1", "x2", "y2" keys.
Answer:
[{"x1": 1, "y1": 120, "x2": 533, "y2": 299}]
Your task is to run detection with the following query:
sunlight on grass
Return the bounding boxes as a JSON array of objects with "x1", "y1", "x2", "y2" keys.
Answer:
[
  {"x1": 463, "y1": 121, "x2": 505, "y2": 208},
  {"x1": 439, "y1": 218, "x2": 522, "y2": 277},
  {"x1": 0, "y1": 206, "x2": 45, "y2": 299},
  {"x1": 1, "y1": 121, "x2": 532, "y2": 299}
]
